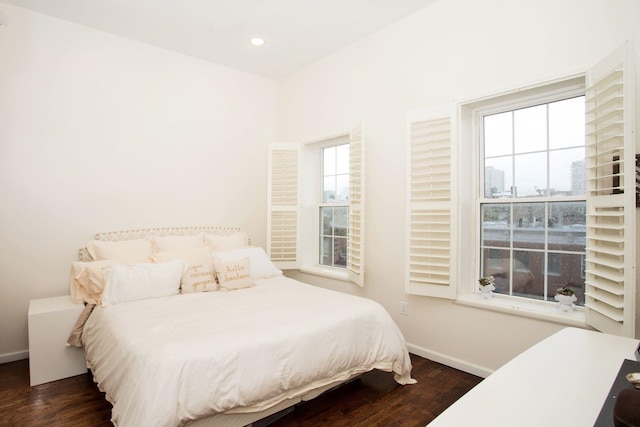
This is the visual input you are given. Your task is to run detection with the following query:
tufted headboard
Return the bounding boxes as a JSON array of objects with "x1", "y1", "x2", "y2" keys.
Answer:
[{"x1": 78, "y1": 226, "x2": 243, "y2": 261}]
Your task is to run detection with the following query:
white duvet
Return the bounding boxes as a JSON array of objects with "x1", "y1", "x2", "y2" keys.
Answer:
[{"x1": 83, "y1": 276, "x2": 415, "y2": 427}]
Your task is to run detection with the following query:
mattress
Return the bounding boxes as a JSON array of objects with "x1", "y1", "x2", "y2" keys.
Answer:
[{"x1": 82, "y1": 275, "x2": 415, "y2": 427}]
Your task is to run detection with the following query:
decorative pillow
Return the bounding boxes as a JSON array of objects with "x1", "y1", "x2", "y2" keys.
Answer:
[
  {"x1": 204, "y1": 231, "x2": 249, "y2": 251},
  {"x1": 214, "y1": 258, "x2": 252, "y2": 291},
  {"x1": 150, "y1": 248, "x2": 217, "y2": 292},
  {"x1": 181, "y1": 263, "x2": 218, "y2": 293},
  {"x1": 213, "y1": 246, "x2": 282, "y2": 279},
  {"x1": 149, "y1": 234, "x2": 204, "y2": 253},
  {"x1": 102, "y1": 260, "x2": 184, "y2": 306},
  {"x1": 86, "y1": 238, "x2": 153, "y2": 263},
  {"x1": 69, "y1": 260, "x2": 117, "y2": 305}
]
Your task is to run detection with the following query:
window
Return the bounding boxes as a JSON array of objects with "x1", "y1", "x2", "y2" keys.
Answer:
[
  {"x1": 479, "y1": 96, "x2": 587, "y2": 306},
  {"x1": 267, "y1": 124, "x2": 365, "y2": 286},
  {"x1": 320, "y1": 144, "x2": 349, "y2": 268}
]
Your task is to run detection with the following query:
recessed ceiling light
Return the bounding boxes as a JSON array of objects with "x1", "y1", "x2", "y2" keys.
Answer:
[{"x1": 249, "y1": 37, "x2": 265, "y2": 46}]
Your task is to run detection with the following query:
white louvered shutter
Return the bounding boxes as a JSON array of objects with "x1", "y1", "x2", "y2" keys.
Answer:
[
  {"x1": 584, "y1": 42, "x2": 636, "y2": 337},
  {"x1": 267, "y1": 144, "x2": 301, "y2": 269},
  {"x1": 405, "y1": 108, "x2": 458, "y2": 298},
  {"x1": 348, "y1": 123, "x2": 365, "y2": 286}
]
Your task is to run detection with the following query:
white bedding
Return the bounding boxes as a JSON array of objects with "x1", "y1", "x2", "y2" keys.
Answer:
[{"x1": 82, "y1": 275, "x2": 415, "y2": 427}]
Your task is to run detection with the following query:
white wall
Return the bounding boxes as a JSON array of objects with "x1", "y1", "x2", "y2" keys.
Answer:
[
  {"x1": 0, "y1": 5, "x2": 277, "y2": 359},
  {"x1": 278, "y1": 0, "x2": 640, "y2": 374},
  {"x1": 1, "y1": 0, "x2": 638, "y2": 376}
]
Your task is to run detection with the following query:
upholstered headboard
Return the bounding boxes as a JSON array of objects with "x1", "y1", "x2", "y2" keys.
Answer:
[{"x1": 78, "y1": 226, "x2": 243, "y2": 261}]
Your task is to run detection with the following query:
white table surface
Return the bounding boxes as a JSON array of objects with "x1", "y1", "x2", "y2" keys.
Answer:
[{"x1": 428, "y1": 327, "x2": 640, "y2": 427}]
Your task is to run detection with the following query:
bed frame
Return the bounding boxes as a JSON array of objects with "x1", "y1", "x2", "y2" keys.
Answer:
[
  {"x1": 79, "y1": 226, "x2": 352, "y2": 427},
  {"x1": 78, "y1": 226, "x2": 243, "y2": 262}
]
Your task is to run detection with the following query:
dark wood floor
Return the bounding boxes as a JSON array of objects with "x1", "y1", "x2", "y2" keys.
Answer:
[{"x1": 0, "y1": 354, "x2": 482, "y2": 427}]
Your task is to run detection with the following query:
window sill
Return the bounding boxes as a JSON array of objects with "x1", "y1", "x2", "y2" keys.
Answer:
[
  {"x1": 297, "y1": 266, "x2": 350, "y2": 282},
  {"x1": 455, "y1": 293, "x2": 587, "y2": 328}
]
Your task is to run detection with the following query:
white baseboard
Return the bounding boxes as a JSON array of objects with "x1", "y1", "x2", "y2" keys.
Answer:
[
  {"x1": 0, "y1": 350, "x2": 29, "y2": 364},
  {"x1": 3, "y1": 344, "x2": 491, "y2": 377},
  {"x1": 407, "y1": 343, "x2": 493, "y2": 379}
]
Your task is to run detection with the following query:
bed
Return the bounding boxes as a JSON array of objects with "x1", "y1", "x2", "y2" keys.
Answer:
[{"x1": 68, "y1": 227, "x2": 415, "y2": 427}]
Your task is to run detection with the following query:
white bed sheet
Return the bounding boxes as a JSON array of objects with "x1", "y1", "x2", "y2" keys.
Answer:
[{"x1": 82, "y1": 276, "x2": 415, "y2": 427}]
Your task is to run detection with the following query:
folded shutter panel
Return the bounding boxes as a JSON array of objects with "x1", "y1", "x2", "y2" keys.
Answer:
[
  {"x1": 348, "y1": 123, "x2": 365, "y2": 286},
  {"x1": 584, "y1": 42, "x2": 636, "y2": 337},
  {"x1": 406, "y1": 108, "x2": 458, "y2": 298},
  {"x1": 267, "y1": 144, "x2": 301, "y2": 269}
]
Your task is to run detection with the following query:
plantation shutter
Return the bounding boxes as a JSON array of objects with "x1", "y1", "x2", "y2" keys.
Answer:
[
  {"x1": 405, "y1": 108, "x2": 458, "y2": 298},
  {"x1": 267, "y1": 143, "x2": 301, "y2": 269},
  {"x1": 348, "y1": 123, "x2": 365, "y2": 286},
  {"x1": 584, "y1": 42, "x2": 636, "y2": 338}
]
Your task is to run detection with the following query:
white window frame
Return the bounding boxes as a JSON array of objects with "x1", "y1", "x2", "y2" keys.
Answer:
[
  {"x1": 456, "y1": 76, "x2": 591, "y2": 326},
  {"x1": 303, "y1": 134, "x2": 351, "y2": 277},
  {"x1": 477, "y1": 87, "x2": 587, "y2": 299}
]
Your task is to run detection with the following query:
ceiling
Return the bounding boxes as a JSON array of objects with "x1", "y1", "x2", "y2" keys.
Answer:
[{"x1": 1, "y1": 0, "x2": 436, "y2": 80}]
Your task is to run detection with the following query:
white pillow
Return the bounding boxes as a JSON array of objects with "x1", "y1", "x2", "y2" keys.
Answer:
[
  {"x1": 213, "y1": 247, "x2": 282, "y2": 279},
  {"x1": 149, "y1": 234, "x2": 204, "y2": 253},
  {"x1": 102, "y1": 260, "x2": 184, "y2": 306},
  {"x1": 87, "y1": 239, "x2": 153, "y2": 263},
  {"x1": 204, "y1": 231, "x2": 249, "y2": 251}
]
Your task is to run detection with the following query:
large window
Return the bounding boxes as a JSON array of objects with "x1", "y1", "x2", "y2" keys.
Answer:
[
  {"x1": 320, "y1": 144, "x2": 349, "y2": 268},
  {"x1": 480, "y1": 96, "x2": 587, "y2": 305}
]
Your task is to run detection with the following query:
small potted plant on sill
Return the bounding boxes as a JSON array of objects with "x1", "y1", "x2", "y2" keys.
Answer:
[
  {"x1": 478, "y1": 276, "x2": 496, "y2": 299},
  {"x1": 554, "y1": 286, "x2": 577, "y2": 312}
]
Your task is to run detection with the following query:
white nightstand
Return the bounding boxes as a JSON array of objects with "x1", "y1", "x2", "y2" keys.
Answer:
[{"x1": 28, "y1": 295, "x2": 87, "y2": 386}]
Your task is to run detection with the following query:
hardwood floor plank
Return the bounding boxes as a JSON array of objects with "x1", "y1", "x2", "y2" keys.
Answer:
[{"x1": 0, "y1": 354, "x2": 482, "y2": 426}]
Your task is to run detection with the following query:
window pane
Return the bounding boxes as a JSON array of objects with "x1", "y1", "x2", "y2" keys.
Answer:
[
  {"x1": 514, "y1": 152, "x2": 546, "y2": 197},
  {"x1": 320, "y1": 236, "x2": 332, "y2": 266},
  {"x1": 321, "y1": 207, "x2": 333, "y2": 236},
  {"x1": 482, "y1": 204, "x2": 511, "y2": 248},
  {"x1": 485, "y1": 157, "x2": 513, "y2": 198},
  {"x1": 513, "y1": 203, "x2": 545, "y2": 250},
  {"x1": 514, "y1": 104, "x2": 547, "y2": 154},
  {"x1": 484, "y1": 112, "x2": 512, "y2": 157},
  {"x1": 332, "y1": 207, "x2": 348, "y2": 236},
  {"x1": 481, "y1": 248, "x2": 510, "y2": 294},
  {"x1": 336, "y1": 144, "x2": 349, "y2": 174},
  {"x1": 512, "y1": 250, "x2": 544, "y2": 300},
  {"x1": 323, "y1": 176, "x2": 336, "y2": 203},
  {"x1": 335, "y1": 174, "x2": 349, "y2": 202},
  {"x1": 323, "y1": 146, "x2": 336, "y2": 175},
  {"x1": 548, "y1": 201, "x2": 585, "y2": 251},
  {"x1": 547, "y1": 252, "x2": 585, "y2": 306},
  {"x1": 549, "y1": 96, "x2": 585, "y2": 149},
  {"x1": 319, "y1": 206, "x2": 349, "y2": 268},
  {"x1": 333, "y1": 237, "x2": 347, "y2": 267},
  {"x1": 550, "y1": 148, "x2": 585, "y2": 196}
]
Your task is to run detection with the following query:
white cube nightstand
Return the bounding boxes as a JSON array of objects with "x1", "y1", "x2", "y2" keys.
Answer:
[{"x1": 28, "y1": 295, "x2": 87, "y2": 386}]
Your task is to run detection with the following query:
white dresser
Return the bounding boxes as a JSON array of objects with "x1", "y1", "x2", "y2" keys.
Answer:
[
  {"x1": 28, "y1": 295, "x2": 87, "y2": 386},
  {"x1": 428, "y1": 328, "x2": 640, "y2": 426}
]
